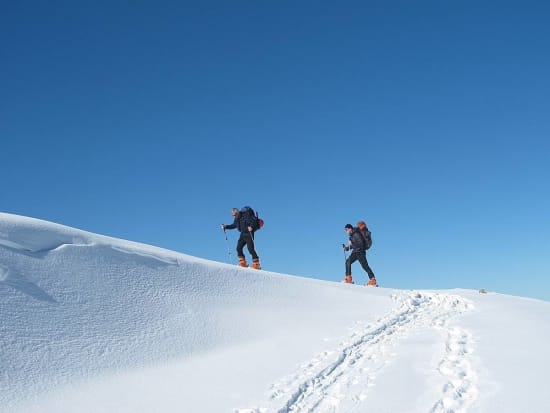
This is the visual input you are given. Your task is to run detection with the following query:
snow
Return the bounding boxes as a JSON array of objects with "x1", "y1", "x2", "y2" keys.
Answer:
[{"x1": 1, "y1": 212, "x2": 549, "y2": 413}]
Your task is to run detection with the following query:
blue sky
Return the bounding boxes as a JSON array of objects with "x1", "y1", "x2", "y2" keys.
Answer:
[{"x1": 2, "y1": 1, "x2": 549, "y2": 301}]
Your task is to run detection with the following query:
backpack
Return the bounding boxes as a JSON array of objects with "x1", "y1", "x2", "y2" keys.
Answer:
[
  {"x1": 357, "y1": 220, "x2": 372, "y2": 250},
  {"x1": 240, "y1": 206, "x2": 264, "y2": 231}
]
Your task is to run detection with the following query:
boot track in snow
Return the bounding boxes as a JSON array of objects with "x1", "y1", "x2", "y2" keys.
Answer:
[{"x1": 236, "y1": 290, "x2": 477, "y2": 413}]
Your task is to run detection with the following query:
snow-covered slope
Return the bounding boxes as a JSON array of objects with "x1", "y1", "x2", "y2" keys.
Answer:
[{"x1": 1, "y1": 212, "x2": 549, "y2": 413}]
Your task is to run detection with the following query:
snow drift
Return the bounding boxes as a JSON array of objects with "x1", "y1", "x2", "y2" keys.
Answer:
[{"x1": 1, "y1": 212, "x2": 549, "y2": 413}]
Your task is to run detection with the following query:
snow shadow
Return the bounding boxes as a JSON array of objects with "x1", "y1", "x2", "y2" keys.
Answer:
[
  {"x1": 107, "y1": 245, "x2": 180, "y2": 268},
  {"x1": 0, "y1": 264, "x2": 57, "y2": 303}
]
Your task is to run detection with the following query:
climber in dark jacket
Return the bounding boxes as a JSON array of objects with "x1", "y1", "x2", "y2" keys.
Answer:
[
  {"x1": 222, "y1": 208, "x2": 261, "y2": 269},
  {"x1": 342, "y1": 223, "x2": 376, "y2": 286}
]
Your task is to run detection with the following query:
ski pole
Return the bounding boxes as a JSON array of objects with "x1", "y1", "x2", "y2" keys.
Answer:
[
  {"x1": 222, "y1": 226, "x2": 232, "y2": 263},
  {"x1": 249, "y1": 227, "x2": 258, "y2": 252}
]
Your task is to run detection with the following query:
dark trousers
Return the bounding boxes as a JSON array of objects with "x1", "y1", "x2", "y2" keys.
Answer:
[
  {"x1": 237, "y1": 233, "x2": 259, "y2": 260},
  {"x1": 346, "y1": 249, "x2": 375, "y2": 279}
]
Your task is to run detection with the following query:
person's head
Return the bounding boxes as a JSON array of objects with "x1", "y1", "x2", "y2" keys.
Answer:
[
  {"x1": 344, "y1": 224, "x2": 353, "y2": 234},
  {"x1": 231, "y1": 208, "x2": 239, "y2": 217}
]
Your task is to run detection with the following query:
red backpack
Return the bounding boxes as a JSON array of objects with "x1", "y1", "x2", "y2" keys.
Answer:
[{"x1": 357, "y1": 221, "x2": 372, "y2": 250}]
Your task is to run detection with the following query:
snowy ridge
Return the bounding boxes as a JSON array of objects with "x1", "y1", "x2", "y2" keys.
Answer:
[
  {"x1": 0, "y1": 212, "x2": 198, "y2": 265},
  {"x1": 0, "y1": 213, "x2": 92, "y2": 252},
  {"x1": 2, "y1": 212, "x2": 550, "y2": 413},
  {"x1": 236, "y1": 292, "x2": 476, "y2": 413}
]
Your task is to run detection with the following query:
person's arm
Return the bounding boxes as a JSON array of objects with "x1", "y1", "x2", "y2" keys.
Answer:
[{"x1": 223, "y1": 217, "x2": 238, "y2": 230}]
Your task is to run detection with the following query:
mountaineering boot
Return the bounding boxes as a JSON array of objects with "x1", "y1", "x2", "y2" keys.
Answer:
[
  {"x1": 250, "y1": 258, "x2": 261, "y2": 270},
  {"x1": 366, "y1": 277, "x2": 378, "y2": 287},
  {"x1": 238, "y1": 256, "x2": 248, "y2": 267},
  {"x1": 342, "y1": 275, "x2": 354, "y2": 284}
]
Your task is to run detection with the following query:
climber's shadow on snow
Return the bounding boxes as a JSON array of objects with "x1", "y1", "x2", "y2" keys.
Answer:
[{"x1": 0, "y1": 264, "x2": 57, "y2": 303}]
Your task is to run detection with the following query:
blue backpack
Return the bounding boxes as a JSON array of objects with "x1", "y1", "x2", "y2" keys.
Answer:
[{"x1": 240, "y1": 206, "x2": 264, "y2": 230}]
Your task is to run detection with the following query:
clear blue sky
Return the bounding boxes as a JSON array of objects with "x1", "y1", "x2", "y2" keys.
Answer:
[{"x1": 2, "y1": 1, "x2": 549, "y2": 301}]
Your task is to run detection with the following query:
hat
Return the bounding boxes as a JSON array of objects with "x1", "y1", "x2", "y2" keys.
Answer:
[{"x1": 344, "y1": 224, "x2": 353, "y2": 229}]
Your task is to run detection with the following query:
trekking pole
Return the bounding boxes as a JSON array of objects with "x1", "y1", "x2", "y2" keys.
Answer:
[
  {"x1": 222, "y1": 226, "x2": 232, "y2": 263},
  {"x1": 342, "y1": 243, "x2": 348, "y2": 261},
  {"x1": 249, "y1": 227, "x2": 258, "y2": 252}
]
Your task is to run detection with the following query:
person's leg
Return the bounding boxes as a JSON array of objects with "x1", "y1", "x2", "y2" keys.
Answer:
[
  {"x1": 245, "y1": 234, "x2": 261, "y2": 269},
  {"x1": 244, "y1": 235, "x2": 259, "y2": 260},
  {"x1": 357, "y1": 250, "x2": 377, "y2": 285},
  {"x1": 236, "y1": 236, "x2": 247, "y2": 267},
  {"x1": 357, "y1": 251, "x2": 375, "y2": 279},
  {"x1": 344, "y1": 251, "x2": 358, "y2": 282}
]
